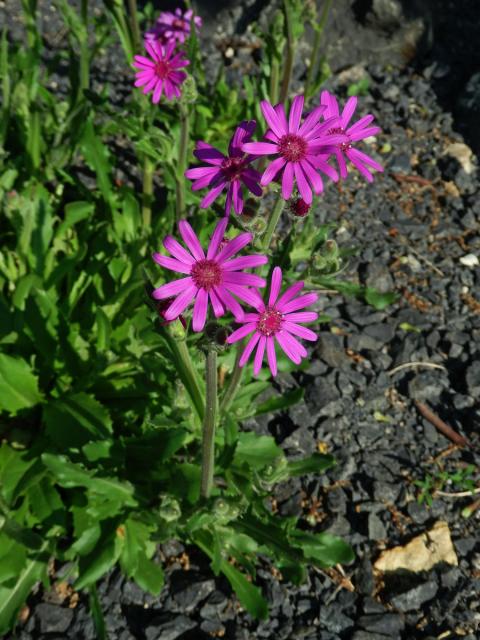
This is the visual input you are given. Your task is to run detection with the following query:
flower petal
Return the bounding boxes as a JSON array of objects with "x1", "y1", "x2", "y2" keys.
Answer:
[
  {"x1": 152, "y1": 277, "x2": 193, "y2": 299},
  {"x1": 178, "y1": 220, "x2": 205, "y2": 260},
  {"x1": 282, "y1": 321, "x2": 318, "y2": 341},
  {"x1": 341, "y1": 96, "x2": 357, "y2": 129},
  {"x1": 253, "y1": 336, "x2": 266, "y2": 375},
  {"x1": 284, "y1": 311, "x2": 318, "y2": 322},
  {"x1": 207, "y1": 217, "x2": 229, "y2": 259},
  {"x1": 281, "y1": 292, "x2": 318, "y2": 313},
  {"x1": 294, "y1": 163, "x2": 312, "y2": 204},
  {"x1": 223, "y1": 255, "x2": 268, "y2": 271},
  {"x1": 266, "y1": 337, "x2": 277, "y2": 376},
  {"x1": 239, "y1": 332, "x2": 261, "y2": 367},
  {"x1": 275, "y1": 330, "x2": 302, "y2": 364},
  {"x1": 282, "y1": 162, "x2": 294, "y2": 200},
  {"x1": 163, "y1": 236, "x2": 195, "y2": 264},
  {"x1": 242, "y1": 142, "x2": 279, "y2": 156},
  {"x1": 209, "y1": 288, "x2": 225, "y2": 318},
  {"x1": 260, "y1": 100, "x2": 286, "y2": 138},
  {"x1": 153, "y1": 253, "x2": 192, "y2": 274},
  {"x1": 215, "y1": 231, "x2": 253, "y2": 263},
  {"x1": 261, "y1": 156, "x2": 287, "y2": 186},
  {"x1": 276, "y1": 281, "x2": 304, "y2": 309},
  {"x1": 192, "y1": 288, "x2": 208, "y2": 332},
  {"x1": 288, "y1": 95, "x2": 304, "y2": 134},
  {"x1": 227, "y1": 322, "x2": 257, "y2": 344},
  {"x1": 215, "y1": 286, "x2": 245, "y2": 321},
  {"x1": 163, "y1": 284, "x2": 197, "y2": 320},
  {"x1": 200, "y1": 182, "x2": 227, "y2": 207},
  {"x1": 268, "y1": 266, "x2": 283, "y2": 306}
]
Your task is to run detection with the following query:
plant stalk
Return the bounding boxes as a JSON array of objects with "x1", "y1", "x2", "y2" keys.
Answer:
[
  {"x1": 201, "y1": 348, "x2": 217, "y2": 498},
  {"x1": 175, "y1": 105, "x2": 190, "y2": 222},
  {"x1": 304, "y1": 0, "x2": 333, "y2": 98},
  {"x1": 126, "y1": 0, "x2": 141, "y2": 53},
  {"x1": 142, "y1": 155, "x2": 154, "y2": 227},
  {"x1": 269, "y1": 57, "x2": 280, "y2": 104},
  {"x1": 262, "y1": 193, "x2": 285, "y2": 251},
  {"x1": 220, "y1": 340, "x2": 244, "y2": 415},
  {"x1": 279, "y1": 0, "x2": 296, "y2": 104}
]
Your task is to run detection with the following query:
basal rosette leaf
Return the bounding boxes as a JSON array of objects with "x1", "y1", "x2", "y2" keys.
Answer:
[{"x1": 0, "y1": 353, "x2": 43, "y2": 415}]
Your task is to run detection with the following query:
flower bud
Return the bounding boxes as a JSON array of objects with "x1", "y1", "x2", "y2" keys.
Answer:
[
  {"x1": 180, "y1": 75, "x2": 198, "y2": 104},
  {"x1": 289, "y1": 197, "x2": 311, "y2": 218}
]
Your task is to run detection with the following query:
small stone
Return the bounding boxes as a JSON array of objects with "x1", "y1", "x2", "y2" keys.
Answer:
[
  {"x1": 368, "y1": 513, "x2": 387, "y2": 540},
  {"x1": 466, "y1": 361, "x2": 480, "y2": 395},
  {"x1": 407, "y1": 501, "x2": 430, "y2": 524},
  {"x1": 441, "y1": 567, "x2": 462, "y2": 589},
  {"x1": 459, "y1": 253, "x2": 479, "y2": 267},
  {"x1": 363, "y1": 323, "x2": 396, "y2": 346},
  {"x1": 389, "y1": 153, "x2": 411, "y2": 173},
  {"x1": 455, "y1": 537, "x2": 477, "y2": 556},
  {"x1": 444, "y1": 142, "x2": 475, "y2": 174},
  {"x1": 353, "y1": 633, "x2": 394, "y2": 640},
  {"x1": 358, "y1": 613, "x2": 405, "y2": 635},
  {"x1": 145, "y1": 615, "x2": 196, "y2": 640},
  {"x1": 317, "y1": 332, "x2": 349, "y2": 368},
  {"x1": 390, "y1": 580, "x2": 438, "y2": 612},
  {"x1": 171, "y1": 576, "x2": 215, "y2": 612},
  {"x1": 36, "y1": 604, "x2": 74, "y2": 634}
]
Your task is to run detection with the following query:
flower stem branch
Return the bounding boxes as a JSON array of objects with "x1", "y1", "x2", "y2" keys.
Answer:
[
  {"x1": 220, "y1": 340, "x2": 244, "y2": 415},
  {"x1": 142, "y1": 155, "x2": 154, "y2": 227},
  {"x1": 201, "y1": 348, "x2": 217, "y2": 498},
  {"x1": 175, "y1": 105, "x2": 190, "y2": 222},
  {"x1": 262, "y1": 193, "x2": 285, "y2": 251}
]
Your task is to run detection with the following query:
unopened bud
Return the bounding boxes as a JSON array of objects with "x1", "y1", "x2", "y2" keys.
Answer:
[
  {"x1": 289, "y1": 197, "x2": 311, "y2": 218},
  {"x1": 180, "y1": 75, "x2": 198, "y2": 104}
]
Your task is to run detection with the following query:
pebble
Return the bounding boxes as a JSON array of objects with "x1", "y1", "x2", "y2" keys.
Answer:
[{"x1": 390, "y1": 580, "x2": 438, "y2": 612}]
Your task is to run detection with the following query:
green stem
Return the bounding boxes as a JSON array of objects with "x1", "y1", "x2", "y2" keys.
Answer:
[
  {"x1": 220, "y1": 340, "x2": 244, "y2": 415},
  {"x1": 201, "y1": 348, "x2": 217, "y2": 499},
  {"x1": 304, "y1": 0, "x2": 332, "y2": 98},
  {"x1": 269, "y1": 57, "x2": 280, "y2": 104},
  {"x1": 262, "y1": 193, "x2": 285, "y2": 251},
  {"x1": 175, "y1": 106, "x2": 190, "y2": 222},
  {"x1": 160, "y1": 327, "x2": 205, "y2": 423},
  {"x1": 279, "y1": 0, "x2": 296, "y2": 104},
  {"x1": 142, "y1": 155, "x2": 154, "y2": 227},
  {"x1": 79, "y1": 0, "x2": 89, "y2": 94},
  {"x1": 127, "y1": 0, "x2": 141, "y2": 53}
]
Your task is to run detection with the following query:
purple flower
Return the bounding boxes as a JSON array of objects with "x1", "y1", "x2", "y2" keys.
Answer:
[
  {"x1": 152, "y1": 218, "x2": 268, "y2": 332},
  {"x1": 185, "y1": 121, "x2": 262, "y2": 216},
  {"x1": 145, "y1": 8, "x2": 202, "y2": 45},
  {"x1": 227, "y1": 267, "x2": 318, "y2": 376},
  {"x1": 134, "y1": 40, "x2": 189, "y2": 103},
  {"x1": 320, "y1": 90, "x2": 383, "y2": 182},
  {"x1": 242, "y1": 95, "x2": 346, "y2": 204}
]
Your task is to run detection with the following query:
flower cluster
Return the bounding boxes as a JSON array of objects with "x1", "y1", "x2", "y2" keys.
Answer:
[
  {"x1": 152, "y1": 219, "x2": 318, "y2": 376},
  {"x1": 185, "y1": 93, "x2": 383, "y2": 215},
  {"x1": 134, "y1": 8, "x2": 202, "y2": 103}
]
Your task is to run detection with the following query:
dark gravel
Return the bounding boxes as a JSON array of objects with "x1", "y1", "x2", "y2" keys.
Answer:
[{"x1": 3, "y1": 0, "x2": 480, "y2": 639}]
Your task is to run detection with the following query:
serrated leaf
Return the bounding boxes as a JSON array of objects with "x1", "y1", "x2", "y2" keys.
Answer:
[
  {"x1": 291, "y1": 530, "x2": 354, "y2": 567},
  {"x1": 43, "y1": 392, "x2": 112, "y2": 449},
  {"x1": 76, "y1": 523, "x2": 124, "y2": 590},
  {"x1": 0, "y1": 443, "x2": 39, "y2": 504},
  {"x1": 233, "y1": 432, "x2": 283, "y2": 469},
  {"x1": 0, "y1": 543, "x2": 48, "y2": 635},
  {"x1": 133, "y1": 553, "x2": 164, "y2": 595},
  {"x1": 0, "y1": 354, "x2": 43, "y2": 414},
  {"x1": 287, "y1": 454, "x2": 336, "y2": 477},
  {"x1": 254, "y1": 387, "x2": 303, "y2": 416},
  {"x1": 42, "y1": 454, "x2": 137, "y2": 506}
]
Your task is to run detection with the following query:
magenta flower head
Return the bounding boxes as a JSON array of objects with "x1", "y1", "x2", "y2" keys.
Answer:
[
  {"x1": 242, "y1": 95, "x2": 346, "y2": 205},
  {"x1": 185, "y1": 121, "x2": 262, "y2": 216},
  {"x1": 152, "y1": 218, "x2": 268, "y2": 332},
  {"x1": 320, "y1": 90, "x2": 383, "y2": 182},
  {"x1": 227, "y1": 267, "x2": 318, "y2": 376},
  {"x1": 146, "y1": 8, "x2": 202, "y2": 45},
  {"x1": 134, "y1": 40, "x2": 189, "y2": 103}
]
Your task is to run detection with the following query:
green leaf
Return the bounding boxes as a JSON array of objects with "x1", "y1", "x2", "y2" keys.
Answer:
[
  {"x1": 291, "y1": 530, "x2": 354, "y2": 567},
  {"x1": 88, "y1": 584, "x2": 106, "y2": 640},
  {"x1": 0, "y1": 536, "x2": 27, "y2": 586},
  {"x1": 0, "y1": 543, "x2": 48, "y2": 635},
  {"x1": 233, "y1": 432, "x2": 283, "y2": 469},
  {"x1": 56, "y1": 201, "x2": 94, "y2": 238},
  {"x1": 255, "y1": 387, "x2": 304, "y2": 416},
  {"x1": 0, "y1": 354, "x2": 43, "y2": 414},
  {"x1": 0, "y1": 443, "x2": 39, "y2": 504},
  {"x1": 133, "y1": 553, "x2": 164, "y2": 595},
  {"x1": 119, "y1": 518, "x2": 150, "y2": 579},
  {"x1": 81, "y1": 119, "x2": 114, "y2": 204},
  {"x1": 364, "y1": 288, "x2": 397, "y2": 311},
  {"x1": 41, "y1": 454, "x2": 137, "y2": 506},
  {"x1": 194, "y1": 530, "x2": 268, "y2": 620},
  {"x1": 287, "y1": 454, "x2": 336, "y2": 477},
  {"x1": 76, "y1": 523, "x2": 123, "y2": 590},
  {"x1": 43, "y1": 392, "x2": 113, "y2": 449}
]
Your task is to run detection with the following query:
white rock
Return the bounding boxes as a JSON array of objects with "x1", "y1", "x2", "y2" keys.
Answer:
[
  {"x1": 459, "y1": 253, "x2": 479, "y2": 267},
  {"x1": 444, "y1": 142, "x2": 475, "y2": 175}
]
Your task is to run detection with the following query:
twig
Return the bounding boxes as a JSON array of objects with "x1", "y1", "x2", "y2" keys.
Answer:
[
  {"x1": 436, "y1": 488, "x2": 480, "y2": 498},
  {"x1": 414, "y1": 401, "x2": 471, "y2": 448},
  {"x1": 388, "y1": 361, "x2": 447, "y2": 376},
  {"x1": 390, "y1": 173, "x2": 433, "y2": 187}
]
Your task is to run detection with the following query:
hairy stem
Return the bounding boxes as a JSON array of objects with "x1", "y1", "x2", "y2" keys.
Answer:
[
  {"x1": 304, "y1": 0, "x2": 332, "y2": 98},
  {"x1": 262, "y1": 193, "x2": 285, "y2": 251},
  {"x1": 279, "y1": 0, "x2": 296, "y2": 104},
  {"x1": 201, "y1": 348, "x2": 217, "y2": 498},
  {"x1": 175, "y1": 105, "x2": 190, "y2": 222},
  {"x1": 142, "y1": 155, "x2": 154, "y2": 227},
  {"x1": 220, "y1": 340, "x2": 244, "y2": 415},
  {"x1": 127, "y1": 0, "x2": 141, "y2": 53}
]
